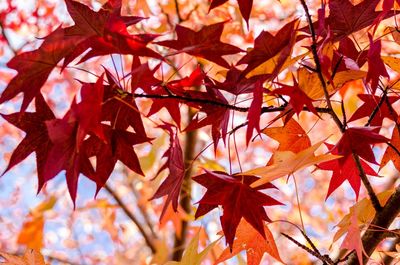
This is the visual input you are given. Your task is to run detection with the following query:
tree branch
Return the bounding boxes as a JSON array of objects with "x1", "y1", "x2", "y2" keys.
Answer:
[
  {"x1": 299, "y1": 0, "x2": 344, "y2": 132},
  {"x1": 104, "y1": 184, "x2": 157, "y2": 253},
  {"x1": 347, "y1": 185, "x2": 400, "y2": 264},
  {"x1": 172, "y1": 106, "x2": 197, "y2": 261},
  {"x1": 352, "y1": 153, "x2": 382, "y2": 211}
]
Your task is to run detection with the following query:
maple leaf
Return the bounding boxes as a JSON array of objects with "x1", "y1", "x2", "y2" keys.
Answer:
[
  {"x1": 84, "y1": 125, "x2": 151, "y2": 194},
  {"x1": 246, "y1": 81, "x2": 263, "y2": 145},
  {"x1": 165, "y1": 231, "x2": 219, "y2": 265},
  {"x1": 333, "y1": 127, "x2": 388, "y2": 164},
  {"x1": 1, "y1": 94, "x2": 55, "y2": 190},
  {"x1": 244, "y1": 140, "x2": 340, "y2": 188},
  {"x1": 340, "y1": 210, "x2": 364, "y2": 264},
  {"x1": 208, "y1": 66, "x2": 268, "y2": 95},
  {"x1": 102, "y1": 68, "x2": 147, "y2": 136},
  {"x1": 62, "y1": 0, "x2": 161, "y2": 67},
  {"x1": 150, "y1": 124, "x2": 185, "y2": 219},
  {"x1": 156, "y1": 22, "x2": 243, "y2": 68},
  {"x1": 348, "y1": 94, "x2": 399, "y2": 126},
  {"x1": 0, "y1": 249, "x2": 46, "y2": 265},
  {"x1": 333, "y1": 190, "x2": 393, "y2": 243},
  {"x1": 381, "y1": 126, "x2": 400, "y2": 171},
  {"x1": 366, "y1": 34, "x2": 389, "y2": 93},
  {"x1": 237, "y1": 19, "x2": 299, "y2": 77},
  {"x1": 146, "y1": 66, "x2": 206, "y2": 128},
  {"x1": 130, "y1": 56, "x2": 162, "y2": 92},
  {"x1": 318, "y1": 128, "x2": 387, "y2": 198},
  {"x1": 320, "y1": 0, "x2": 387, "y2": 40},
  {"x1": 319, "y1": 150, "x2": 378, "y2": 199},
  {"x1": 193, "y1": 170, "x2": 282, "y2": 248},
  {"x1": 43, "y1": 110, "x2": 95, "y2": 204},
  {"x1": 263, "y1": 118, "x2": 311, "y2": 154},
  {"x1": 215, "y1": 219, "x2": 283, "y2": 265},
  {"x1": 209, "y1": 0, "x2": 253, "y2": 26},
  {"x1": 273, "y1": 77, "x2": 318, "y2": 116},
  {"x1": 0, "y1": 27, "x2": 80, "y2": 111},
  {"x1": 184, "y1": 87, "x2": 230, "y2": 149}
]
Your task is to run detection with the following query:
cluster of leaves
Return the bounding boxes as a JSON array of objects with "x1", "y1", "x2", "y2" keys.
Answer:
[{"x1": 1, "y1": 0, "x2": 400, "y2": 264}]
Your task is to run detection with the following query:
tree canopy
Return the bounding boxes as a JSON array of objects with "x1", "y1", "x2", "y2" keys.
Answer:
[{"x1": 1, "y1": 0, "x2": 400, "y2": 264}]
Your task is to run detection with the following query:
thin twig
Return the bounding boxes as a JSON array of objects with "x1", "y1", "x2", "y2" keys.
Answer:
[{"x1": 281, "y1": 233, "x2": 335, "y2": 265}]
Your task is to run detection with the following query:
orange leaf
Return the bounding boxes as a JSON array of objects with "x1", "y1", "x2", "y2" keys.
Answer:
[
  {"x1": 244, "y1": 140, "x2": 340, "y2": 188},
  {"x1": 215, "y1": 219, "x2": 283, "y2": 265},
  {"x1": 381, "y1": 126, "x2": 400, "y2": 171},
  {"x1": 263, "y1": 118, "x2": 311, "y2": 154},
  {"x1": 0, "y1": 249, "x2": 46, "y2": 265},
  {"x1": 17, "y1": 217, "x2": 44, "y2": 250}
]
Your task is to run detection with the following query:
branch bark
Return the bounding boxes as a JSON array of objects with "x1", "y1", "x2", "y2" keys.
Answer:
[
  {"x1": 105, "y1": 184, "x2": 157, "y2": 253},
  {"x1": 347, "y1": 185, "x2": 400, "y2": 264},
  {"x1": 171, "y1": 105, "x2": 197, "y2": 260}
]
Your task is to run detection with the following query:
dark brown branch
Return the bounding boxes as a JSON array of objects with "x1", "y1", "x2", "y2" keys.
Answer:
[
  {"x1": 174, "y1": 0, "x2": 183, "y2": 23},
  {"x1": 172, "y1": 106, "x2": 197, "y2": 261},
  {"x1": 365, "y1": 90, "x2": 387, "y2": 127},
  {"x1": 104, "y1": 184, "x2": 156, "y2": 253},
  {"x1": 352, "y1": 153, "x2": 382, "y2": 212},
  {"x1": 299, "y1": 0, "x2": 344, "y2": 132},
  {"x1": 347, "y1": 185, "x2": 400, "y2": 264},
  {"x1": 281, "y1": 233, "x2": 335, "y2": 265},
  {"x1": 124, "y1": 91, "x2": 332, "y2": 115}
]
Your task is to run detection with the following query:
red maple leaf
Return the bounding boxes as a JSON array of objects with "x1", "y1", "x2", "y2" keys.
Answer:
[
  {"x1": 320, "y1": 0, "x2": 385, "y2": 40},
  {"x1": 209, "y1": 0, "x2": 253, "y2": 26},
  {"x1": 207, "y1": 66, "x2": 268, "y2": 95},
  {"x1": 102, "y1": 69, "x2": 147, "y2": 136},
  {"x1": 237, "y1": 19, "x2": 299, "y2": 77},
  {"x1": 43, "y1": 113, "x2": 95, "y2": 204},
  {"x1": 156, "y1": 22, "x2": 243, "y2": 68},
  {"x1": 150, "y1": 124, "x2": 185, "y2": 219},
  {"x1": 334, "y1": 127, "x2": 388, "y2": 164},
  {"x1": 1, "y1": 94, "x2": 55, "y2": 190},
  {"x1": 319, "y1": 127, "x2": 388, "y2": 198},
  {"x1": 146, "y1": 66, "x2": 206, "y2": 128},
  {"x1": 62, "y1": 0, "x2": 161, "y2": 67},
  {"x1": 193, "y1": 170, "x2": 282, "y2": 248},
  {"x1": 348, "y1": 94, "x2": 399, "y2": 126},
  {"x1": 0, "y1": 27, "x2": 80, "y2": 111},
  {"x1": 319, "y1": 145, "x2": 378, "y2": 199},
  {"x1": 84, "y1": 125, "x2": 151, "y2": 194},
  {"x1": 42, "y1": 76, "x2": 108, "y2": 203},
  {"x1": 273, "y1": 78, "x2": 318, "y2": 116},
  {"x1": 366, "y1": 34, "x2": 389, "y2": 93},
  {"x1": 246, "y1": 81, "x2": 263, "y2": 145},
  {"x1": 130, "y1": 56, "x2": 162, "y2": 92},
  {"x1": 184, "y1": 87, "x2": 230, "y2": 149}
]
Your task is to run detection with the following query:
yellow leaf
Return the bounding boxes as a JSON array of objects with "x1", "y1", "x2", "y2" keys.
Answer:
[
  {"x1": 332, "y1": 190, "x2": 394, "y2": 243},
  {"x1": 31, "y1": 196, "x2": 57, "y2": 216},
  {"x1": 164, "y1": 231, "x2": 219, "y2": 265},
  {"x1": 0, "y1": 249, "x2": 46, "y2": 265},
  {"x1": 383, "y1": 56, "x2": 400, "y2": 73},
  {"x1": 244, "y1": 140, "x2": 340, "y2": 188},
  {"x1": 299, "y1": 68, "x2": 366, "y2": 100},
  {"x1": 246, "y1": 53, "x2": 307, "y2": 79}
]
